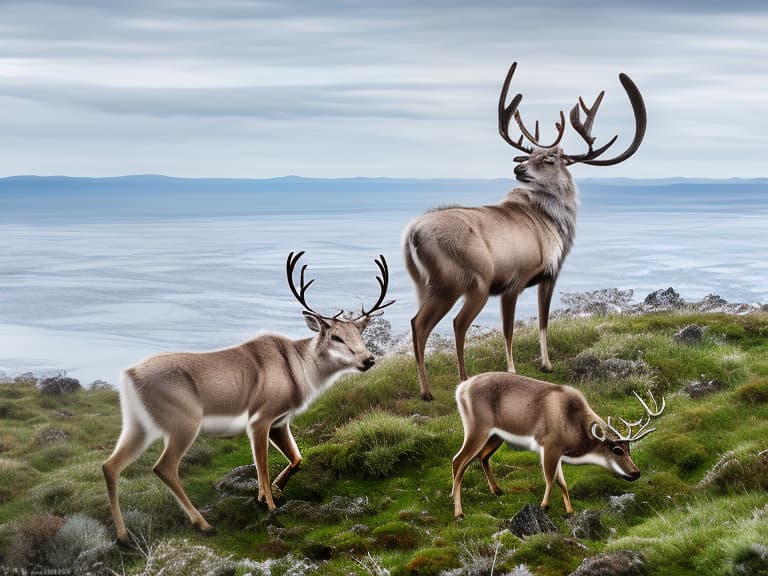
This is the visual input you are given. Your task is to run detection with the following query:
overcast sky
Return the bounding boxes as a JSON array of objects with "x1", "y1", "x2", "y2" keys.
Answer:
[{"x1": 1, "y1": 0, "x2": 766, "y2": 179}]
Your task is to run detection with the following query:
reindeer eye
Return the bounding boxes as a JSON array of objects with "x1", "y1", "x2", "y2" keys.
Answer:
[
  {"x1": 331, "y1": 335, "x2": 345, "y2": 344},
  {"x1": 612, "y1": 447, "x2": 625, "y2": 457}
]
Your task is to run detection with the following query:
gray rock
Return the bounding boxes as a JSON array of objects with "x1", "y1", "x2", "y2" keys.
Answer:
[
  {"x1": 14, "y1": 372, "x2": 38, "y2": 385},
  {"x1": 672, "y1": 324, "x2": 705, "y2": 345},
  {"x1": 560, "y1": 289, "x2": 635, "y2": 316},
  {"x1": 685, "y1": 377, "x2": 724, "y2": 398},
  {"x1": 215, "y1": 465, "x2": 258, "y2": 496},
  {"x1": 733, "y1": 543, "x2": 768, "y2": 575},
  {"x1": 278, "y1": 496, "x2": 372, "y2": 522},
  {"x1": 501, "y1": 504, "x2": 558, "y2": 538},
  {"x1": 35, "y1": 428, "x2": 71, "y2": 446},
  {"x1": 568, "y1": 353, "x2": 652, "y2": 382},
  {"x1": 568, "y1": 550, "x2": 647, "y2": 576},
  {"x1": 607, "y1": 493, "x2": 637, "y2": 516},
  {"x1": 567, "y1": 509, "x2": 605, "y2": 540},
  {"x1": 643, "y1": 287, "x2": 683, "y2": 310}
]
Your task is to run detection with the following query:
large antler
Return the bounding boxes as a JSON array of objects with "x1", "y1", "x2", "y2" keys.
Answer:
[
  {"x1": 498, "y1": 62, "x2": 566, "y2": 158},
  {"x1": 286, "y1": 251, "x2": 323, "y2": 316},
  {"x1": 356, "y1": 255, "x2": 395, "y2": 320},
  {"x1": 591, "y1": 390, "x2": 665, "y2": 442},
  {"x1": 563, "y1": 73, "x2": 647, "y2": 166},
  {"x1": 288, "y1": 251, "x2": 394, "y2": 321}
]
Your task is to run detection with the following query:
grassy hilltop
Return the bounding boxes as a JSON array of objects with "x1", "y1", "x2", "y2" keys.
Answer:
[{"x1": 1, "y1": 310, "x2": 767, "y2": 575}]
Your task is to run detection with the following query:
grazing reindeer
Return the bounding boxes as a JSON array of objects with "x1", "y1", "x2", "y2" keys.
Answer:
[
  {"x1": 403, "y1": 62, "x2": 647, "y2": 400},
  {"x1": 451, "y1": 372, "x2": 664, "y2": 517},
  {"x1": 102, "y1": 252, "x2": 394, "y2": 544}
]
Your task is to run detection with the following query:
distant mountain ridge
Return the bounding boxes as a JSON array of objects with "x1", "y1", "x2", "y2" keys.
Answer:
[{"x1": 1, "y1": 175, "x2": 765, "y2": 221}]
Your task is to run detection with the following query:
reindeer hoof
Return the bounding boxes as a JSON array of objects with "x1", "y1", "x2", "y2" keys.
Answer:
[
  {"x1": 197, "y1": 525, "x2": 217, "y2": 537},
  {"x1": 454, "y1": 513, "x2": 465, "y2": 521},
  {"x1": 540, "y1": 504, "x2": 550, "y2": 513},
  {"x1": 115, "y1": 537, "x2": 136, "y2": 551},
  {"x1": 539, "y1": 364, "x2": 553, "y2": 373},
  {"x1": 492, "y1": 487, "x2": 504, "y2": 496},
  {"x1": 421, "y1": 391, "x2": 434, "y2": 402}
]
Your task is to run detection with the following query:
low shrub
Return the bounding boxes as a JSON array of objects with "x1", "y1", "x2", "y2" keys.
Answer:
[
  {"x1": 698, "y1": 448, "x2": 768, "y2": 494},
  {"x1": 45, "y1": 514, "x2": 113, "y2": 573},
  {"x1": 2, "y1": 514, "x2": 65, "y2": 570},
  {"x1": 398, "y1": 546, "x2": 460, "y2": 576},
  {"x1": 0, "y1": 457, "x2": 40, "y2": 504},
  {"x1": 646, "y1": 433, "x2": 708, "y2": 475},
  {"x1": 509, "y1": 533, "x2": 584, "y2": 576},
  {"x1": 38, "y1": 375, "x2": 82, "y2": 396},
  {"x1": 325, "y1": 411, "x2": 441, "y2": 479},
  {"x1": 139, "y1": 537, "x2": 235, "y2": 576},
  {"x1": 735, "y1": 377, "x2": 768, "y2": 404},
  {"x1": 371, "y1": 520, "x2": 419, "y2": 550}
]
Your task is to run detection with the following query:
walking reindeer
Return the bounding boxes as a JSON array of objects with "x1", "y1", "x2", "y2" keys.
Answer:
[
  {"x1": 451, "y1": 372, "x2": 665, "y2": 517},
  {"x1": 102, "y1": 252, "x2": 393, "y2": 544},
  {"x1": 403, "y1": 62, "x2": 647, "y2": 400}
]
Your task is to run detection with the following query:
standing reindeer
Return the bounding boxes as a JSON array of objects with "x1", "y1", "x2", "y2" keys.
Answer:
[
  {"x1": 451, "y1": 372, "x2": 664, "y2": 517},
  {"x1": 102, "y1": 252, "x2": 393, "y2": 544},
  {"x1": 403, "y1": 62, "x2": 647, "y2": 400}
]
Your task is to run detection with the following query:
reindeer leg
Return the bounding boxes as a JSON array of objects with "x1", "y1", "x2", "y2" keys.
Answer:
[
  {"x1": 537, "y1": 276, "x2": 556, "y2": 372},
  {"x1": 269, "y1": 424, "x2": 302, "y2": 493},
  {"x1": 479, "y1": 434, "x2": 505, "y2": 495},
  {"x1": 539, "y1": 447, "x2": 561, "y2": 512},
  {"x1": 453, "y1": 286, "x2": 490, "y2": 381},
  {"x1": 102, "y1": 424, "x2": 155, "y2": 544},
  {"x1": 555, "y1": 460, "x2": 574, "y2": 514},
  {"x1": 248, "y1": 419, "x2": 276, "y2": 511},
  {"x1": 411, "y1": 292, "x2": 459, "y2": 401},
  {"x1": 152, "y1": 422, "x2": 214, "y2": 534},
  {"x1": 451, "y1": 428, "x2": 491, "y2": 518},
  {"x1": 500, "y1": 291, "x2": 519, "y2": 373}
]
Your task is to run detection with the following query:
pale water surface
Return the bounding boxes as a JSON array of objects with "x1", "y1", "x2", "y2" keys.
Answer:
[{"x1": 1, "y1": 179, "x2": 766, "y2": 382}]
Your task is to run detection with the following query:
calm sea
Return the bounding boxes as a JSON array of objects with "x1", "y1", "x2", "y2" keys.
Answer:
[{"x1": 1, "y1": 177, "x2": 766, "y2": 382}]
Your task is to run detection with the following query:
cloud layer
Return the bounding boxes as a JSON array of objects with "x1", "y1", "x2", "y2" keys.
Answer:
[{"x1": 1, "y1": 0, "x2": 766, "y2": 177}]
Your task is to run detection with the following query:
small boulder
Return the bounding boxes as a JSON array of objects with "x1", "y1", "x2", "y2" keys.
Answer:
[
  {"x1": 568, "y1": 550, "x2": 647, "y2": 576},
  {"x1": 567, "y1": 509, "x2": 605, "y2": 540},
  {"x1": 35, "y1": 428, "x2": 70, "y2": 446},
  {"x1": 215, "y1": 465, "x2": 258, "y2": 497},
  {"x1": 501, "y1": 504, "x2": 558, "y2": 538},
  {"x1": 685, "y1": 377, "x2": 724, "y2": 398},
  {"x1": 643, "y1": 287, "x2": 683, "y2": 310},
  {"x1": 672, "y1": 324, "x2": 705, "y2": 345}
]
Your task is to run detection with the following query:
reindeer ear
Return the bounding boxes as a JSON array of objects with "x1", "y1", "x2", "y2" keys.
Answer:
[{"x1": 303, "y1": 311, "x2": 329, "y2": 333}]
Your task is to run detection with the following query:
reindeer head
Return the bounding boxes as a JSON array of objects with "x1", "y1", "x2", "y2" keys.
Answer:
[
  {"x1": 589, "y1": 391, "x2": 665, "y2": 481},
  {"x1": 286, "y1": 251, "x2": 394, "y2": 372},
  {"x1": 498, "y1": 62, "x2": 647, "y2": 179}
]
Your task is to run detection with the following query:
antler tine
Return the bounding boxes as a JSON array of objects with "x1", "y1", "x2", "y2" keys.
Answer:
[
  {"x1": 564, "y1": 72, "x2": 647, "y2": 166},
  {"x1": 358, "y1": 255, "x2": 396, "y2": 319},
  {"x1": 514, "y1": 109, "x2": 566, "y2": 149},
  {"x1": 498, "y1": 63, "x2": 532, "y2": 154},
  {"x1": 569, "y1": 91, "x2": 605, "y2": 147},
  {"x1": 633, "y1": 390, "x2": 665, "y2": 417},
  {"x1": 605, "y1": 416, "x2": 631, "y2": 442},
  {"x1": 582, "y1": 73, "x2": 647, "y2": 166},
  {"x1": 286, "y1": 251, "x2": 320, "y2": 315}
]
